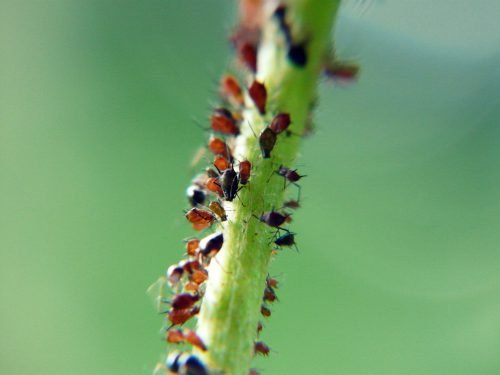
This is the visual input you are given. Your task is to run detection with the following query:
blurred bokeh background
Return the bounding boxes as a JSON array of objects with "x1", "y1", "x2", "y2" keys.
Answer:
[{"x1": 1, "y1": 1, "x2": 499, "y2": 374}]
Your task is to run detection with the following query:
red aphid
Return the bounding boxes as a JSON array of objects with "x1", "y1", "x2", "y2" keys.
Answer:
[
  {"x1": 260, "y1": 305, "x2": 271, "y2": 317},
  {"x1": 269, "y1": 113, "x2": 291, "y2": 134},
  {"x1": 190, "y1": 269, "x2": 208, "y2": 285},
  {"x1": 284, "y1": 199, "x2": 300, "y2": 209},
  {"x1": 211, "y1": 108, "x2": 240, "y2": 135},
  {"x1": 324, "y1": 61, "x2": 360, "y2": 81},
  {"x1": 248, "y1": 80, "x2": 267, "y2": 114},
  {"x1": 166, "y1": 329, "x2": 185, "y2": 344},
  {"x1": 185, "y1": 208, "x2": 216, "y2": 231},
  {"x1": 213, "y1": 156, "x2": 231, "y2": 172},
  {"x1": 259, "y1": 210, "x2": 290, "y2": 228},
  {"x1": 238, "y1": 160, "x2": 251, "y2": 185},
  {"x1": 170, "y1": 293, "x2": 199, "y2": 310},
  {"x1": 184, "y1": 329, "x2": 207, "y2": 351},
  {"x1": 263, "y1": 287, "x2": 277, "y2": 303},
  {"x1": 220, "y1": 74, "x2": 244, "y2": 106},
  {"x1": 206, "y1": 177, "x2": 224, "y2": 197},
  {"x1": 185, "y1": 238, "x2": 200, "y2": 256},
  {"x1": 208, "y1": 136, "x2": 231, "y2": 158},
  {"x1": 266, "y1": 276, "x2": 279, "y2": 289},
  {"x1": 277, "y1": 165, "x2": 304, "y2": 183},
  {"x1": 167, "y1": 306, "x2": 199, "y2": 326}
]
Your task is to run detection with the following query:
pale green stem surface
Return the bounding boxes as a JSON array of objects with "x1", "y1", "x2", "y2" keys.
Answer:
[{"x1": 196, "y1": 1, "x2": 340, "y2": 374}]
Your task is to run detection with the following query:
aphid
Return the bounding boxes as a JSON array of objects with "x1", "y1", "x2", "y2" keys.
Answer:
[
  {"x1": 263, "y1": 287, "x2": 277, "y2": 303},
  {"x1": 167, "y1": 265, "x2": 184, "y2": 288},
  {"x1": 206, "y1": 167, "x2": 219, "y2": 179},
  {"x1": 209, "y1": 201, "x2": 227, "y2": 222},
  {"x1": 208, "y1": 136, "x2": 231, "y2": 159},
  {"x1": 220, "y1": 74, "x2": 244, "y2": 106},
  {"x1": 167, "y1": 306, "x2": 200, "y2": 326},
  {"x1": 167, "y1": 329, "x2": 185, "y2": 344},
  {"x1": 283, "y1": 199, "x2": 300, "y2": 210},
  {"x1": 269, "y1": 113, "x2": 291, "y2": 134},
  {"x1": 273, "y1": 4, "x2": 292, "y2": 43},
  {"x1": 324, "y1": 61, "x2": 360, "y2": 81},
  {"x1": 190, "y1": 269, "x2": 208, "y2": 285},
  {"x1": 274, "y1": 232, "x2": 298, "y2": 252},
  {"x1": 276, "y1": 165, "x2": 305, "y2": 199},
  {"x1": 185, "y1": 208, "x2": 215, "y2": 231},
  {"x1": 185, "y1": 238, "x2": 200, "y2": 256},
  {"x1": 288, "y1": 42, "x2": 308, "y2": 67},
  {"x1": 256, "y1": 321, "x2": 263, "y2": 334},
  {"x1": 260, "y1": 305, "x2": 271, "y2": 317},
  {"x1": 198, "y1": 232, "x2": 224, "y2": 257},
  {"x1": 183, "y1": 281, "x2": 199, "y2": 293},
  {"x1": 239, "y1": 42, "x2": 257, "y2": 73},
  {"x1": 206, "y1": 177, "x2": 224, "y2": 197},
  {"x1": 259, "y1": 127, "x2": 277, "y2": 159},
  {"x1": 238, "y1": 160, "x2": 251, "y2": 185},
  {"x1": 169, "y1": 293, "x2": 200, "y2": 310},
  {"x1": 179, "y1": 354, "x2": 209, "y2": 375},
  {"x1": 213, "y1": 156, "x2": 231, "y2": 172},
  {"x1": 254, "y1": 341, "x2": 270, "y2": 356},
  {"x1": 248, "y1": 80, "x2": 267, "y2": 114},
  {"x1": 211, "y1": 108, "x2": 240, "y2": 135},
  {"x1": 179, "y1": 259, "x2": 203, "y2": 274},
  {"x1": 186, "y1": 185, "x2": 206, "y2": 207},
  {"x1": 259, "y1": 210, "x2": 291, "y2": 229},
  {"x1": 266, "y1": 275, "x2": 279, "y2": 289},
  {"x1": 249, "y1": 370, "x2": 260, "y2": 375},
  {"x1": 184, "y1": 329, "x2": 208, "y2": 351},
  {"x1": 219, "y1": 166, "x2": 239, "y2": 201}
]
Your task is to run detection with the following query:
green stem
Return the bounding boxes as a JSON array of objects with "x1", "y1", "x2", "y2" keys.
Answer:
[{"x1": 196, "y1": 2, "x2": 340, "y2": 374}]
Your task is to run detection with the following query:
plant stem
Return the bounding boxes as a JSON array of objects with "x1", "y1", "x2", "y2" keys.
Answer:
[{"x1": 195, "y1": 1, "x2": 340, "y2": 374}]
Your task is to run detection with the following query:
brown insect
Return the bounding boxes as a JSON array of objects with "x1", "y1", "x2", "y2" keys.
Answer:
[
  {"x1": 209, "y1": 201, "x2": 227, "y2": 221},
  {"x1": 259, "y1": 127, "x2": 277, "y2": 159},
  {"x1": 258, "y1": 210, "x2": 291, "y2": 229},
  {"x1": 266, "y1": 276, "x2": 279, "y2": 289},
  {"x1": 269, "y1": 113, "x2": 291, "y2": 134},
  {"x1": 189, "y1": 269, "x2": 208, "y2": 285},
  {"x1": 185, "y1": 238, "x2": 200, "y2": 256},
  {"x1": 283, "y1": 199, "x2": 300, "y2": 210},
  {"x1": 256, "y1": 321, "x2": 263, "y2": 335},
  {"x1": 238, "y1": 160, "x2": 251, "y2": 185},
  {"x1": 260, "y1": 305, "x2": 271, "y2": 317},
  {"x1": 218, "y1": 166, "x2": 240, "y2": 202},
  {"x1": 166, "y1": 329, "x2": 207, "y2": 352},
  {"x1": 211, "y1": 108, "x2": 240, "y2": 135},
  {"x1": 167, "y1": 306, "x2": 200, "y2": 326},
  {"x1": 168, "y1": 293, "x2": 200, "y2": 310},
  {"x1": 185, "y1": 208, "x2": 216, "y2": 231},
  {"x1": 219, "y1": 74, "x2": 244, "y2": 106},
  {"x1": 254, "y1": 341, "x2": 270, "y2": 356},
  {"x1": 263, "y1": 287, "x2": 278, "y2": 303},
  {"x1": 248, "y1": 370, "x2": 260, "y2": 375},
  {"x1": 166, "y1": 329, "x2": 185, "y2": 344},
  {"x1": 206, "y1": 177, "x2": 224, "y2": 197},
  {"x1": 248, "y1": 80, "x2": 267, "y2": 114},
  {"x1": 239, "y1": 42, "x2": 257, "y2": 73},
  {"x1": 324, "y1": 61, "x2": 360, "y2": 81}
]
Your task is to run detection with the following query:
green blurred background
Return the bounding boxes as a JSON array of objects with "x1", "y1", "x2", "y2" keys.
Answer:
[{"x1": 1, "y1": 1, "x2": 499, "y2": 374}]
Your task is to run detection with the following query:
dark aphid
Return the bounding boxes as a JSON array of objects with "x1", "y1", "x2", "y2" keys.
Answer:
[
  {"x1": 274, "y1": 232, "x2": 297, "y2": 249},
  {"x1": 249, "y1": 370, "x2": 260, "y2": 375},
  {"x1": 206, "y1": 177, "x2": 224, "y2": 197},
  {"x1": 186, "y1": 185, "x2": 206, "y2": 207},
  {"x1": 266, "y1": 276, "x2": 279, "y2": 289},
  {"x1": 220, "y1": 74, "x2": 244, "y2": 106},
  {"x1": 273, "y1": 4, "x2": 287, "y2": 23},
  {"x1": 259, "y1": 210, "x2": 290, "y2": 228},
  {"x1": 248, "y1": 80, "x2": 267, "y2": 114},
  {"x1": 239, "y1": 42, "x2": 257, "y2": 73},
  {"x1": 269, "y1": 113, "x2": 291, "y2": 134},
  {"x1": 167, "y1": 306, "x2": 199, "y2": 326},
  {"x1": 179, "y1": 259, "x2": 203, "y2": 274},
  {"x1": 260, "y1": 305, "x2": 271, "y2": 317},
  {"x1": 219, "y1": 167, "x2": 239, "y2": 201},
  {"x1": 256, "y1": 321, "x2": 263, "y2": 335},
  {"x1": 185, "y1": 208, "x2": 215, "y2": 231},
  {"x1": 238, "y1": 160, "x2": 251, "y2": 185},
  {"x1": 288, "y1": 42, "x2": 308, "y2": 67},
  {"x1": 324, "y1": 61, "x2": 360, "y2": 81},
  {"x1": 208, "y1": 136, "x2": 231, "y2": 159},
  {"x1": 277, "y1": 165, "x2": 305, "y2": 199},
  {"x1": 179, "y1": 354, "x2": 209, "y2": 375},
  {"x1": 209, "y1": 201, "x2": 227, "y2": 221},
  {"x1": 167, "y1": 265, "x2": 184, "y2": 288},
  {"x1": 170, "y1": 293, "x2": 199, "y2": 310},
  {"x1": 213, "y1": 156, "x2": 231, "y2": 172},
  {"x1": 259, "y1": 127, "x2": 277, "y2": 159},
  {"x1": 167, "y1": 329, "x2": 185, "y2": 344},
  {"x1": 184, "y1": 329, "x2": 208, "y2": 351},
  {"x1": 211, "y1": 108, "x2": 240, "y2": 135},
  {"x1": 185, "y1": 238, "x2": 200, "y2": 256},
  {"x1": 284, "y1": 199, "x2": 300, "y2": 210},
  {"x1": 263, "y1": 287, "x2": 277, "y2": 303},
  {"x1": 199, "y1": 232, "x2": 224, "y2": 257},
  {"x1": 254, "y1": 341, "x2": 270, "y2": 356}
]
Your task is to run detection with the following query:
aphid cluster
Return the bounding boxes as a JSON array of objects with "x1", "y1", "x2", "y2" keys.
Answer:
[{"x1": 153, "y1": 3, "x2": 317, "y2": 374}]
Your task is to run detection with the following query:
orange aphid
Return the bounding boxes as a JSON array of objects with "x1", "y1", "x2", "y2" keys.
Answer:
[
  {"x1": 184, "y1": 281, "x2": 199, "y2": 293},
  {"x1": 213, "y1": 156, "x2": 231, "y2": 172},
  {"x1": 166, "y1": 329, "x2": 185, "y2": 344},
  {"x1": 249, "y1": 80, "x2": 267, "y2": 114},
  {"x1": 208, "y1": 136, "x2": 231, "y2": 158},
  {"x1": 185, "y1": 208, "x2": 215, "y2": 231},
  {"x1": 190, "y1": 269, "x2": 208, "y2": 285},
  {"x1": 206, "y1": 177, "x2": 224, "y2": 197},
  {"x1": 211, "y1": 108, "x2": 240, "y2": 135},
  {"x1": 185, "y1": 239, "x2": 199, "y2": 256},
  {"x1": 167, "y1": 306, "x2": 199, "y2": 326},
  {"x1": 209, "y1": 201, "x2": 227, "y2": 222},
  {"x1": 220, "y1": 74, "x2": 244, "y2": 106}
]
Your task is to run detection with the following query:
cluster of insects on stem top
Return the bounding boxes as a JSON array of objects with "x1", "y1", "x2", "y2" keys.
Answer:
[{"x1": 152, "y1": 1, "x2": 358, "y2": 374}]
